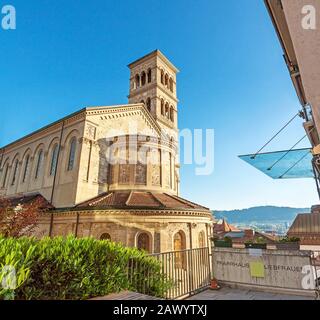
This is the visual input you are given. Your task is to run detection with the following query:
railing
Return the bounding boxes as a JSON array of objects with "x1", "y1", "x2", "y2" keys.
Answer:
[
  {"x1": 128, "y1": 247, "x2": 211, "y2": 299},
  {"x1": 310, "y1": 251, "x2": 320, "y2": 296}
]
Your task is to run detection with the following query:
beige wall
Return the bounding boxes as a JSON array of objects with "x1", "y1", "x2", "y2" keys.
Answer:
[
  {"x1": 0, "y1": 113, "x2": 86, "y2": 208},
  {"x1": 35, "y1": 210, "x2": 213, "y2": 253},
  {"x1": 0, "y1": 105, "x2": 180, "y2": 208},
  {"x1": 281, "y1": 0, "x2": 320, "y2": 139},
  {"x1": 213, "y1": 247, "x2": 313, "y2": 292}
]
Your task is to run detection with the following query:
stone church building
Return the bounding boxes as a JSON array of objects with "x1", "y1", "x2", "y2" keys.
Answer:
[{"x1": 0, "y1": 50, "x2": 213, "y2": 253}]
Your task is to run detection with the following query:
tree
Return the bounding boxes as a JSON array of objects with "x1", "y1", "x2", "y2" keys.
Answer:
[{"x1": 0, "y1": 196, "x2": 44, "y2": 237}]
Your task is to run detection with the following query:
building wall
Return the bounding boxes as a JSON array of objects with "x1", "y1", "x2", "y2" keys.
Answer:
[
  {"x1": 0, "y1": 104, "x2": 179, "y2": 207},
  {"x1": 281, "y1": 0, "x2": 320, "y2": 138},
  {"x1": 213, "y1": 247, "x2": 313, "y2": 293},
  {"x1": 0, "y1": 112, "x2": 86, "y2": 208},
  {"x1": 35, "y1": 210, "x2": 213, "y2": 253}
]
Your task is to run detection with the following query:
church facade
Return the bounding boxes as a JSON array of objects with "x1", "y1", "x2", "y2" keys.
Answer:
[{"x1": 0, "y1": 50, "x2": 213, "y2": 253}]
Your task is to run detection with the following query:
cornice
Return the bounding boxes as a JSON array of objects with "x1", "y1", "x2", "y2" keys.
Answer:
[
  {"x1": 85, "y1": 104, "x2": 166, "y2": 140},
  {"x1": 43, "y1": 208, "x2": 212, "y2": 218},
  {"x1": 1, "y1": 110, "x2": 86, "y2": 153}
]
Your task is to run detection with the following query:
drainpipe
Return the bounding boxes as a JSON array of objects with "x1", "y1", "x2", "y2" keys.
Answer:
[
  {"x1": 74, "y1": 212, "x2": 80, "y2": 237},
  {"x1": 48, "y1": 213, "x2": 54, "y2": 237},
  {"x1": 188, "y1": 222, "x2": 193, "y2": 249},
  {"x1": 49, "y1": 121, "x2": 66, "y2": 237}
]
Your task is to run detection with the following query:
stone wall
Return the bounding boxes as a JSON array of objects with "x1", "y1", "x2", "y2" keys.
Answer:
[
  {"x1": 35, "y1": 209, "x2": 213, "y2": 253},
  {"x1": 212, "y1": 247, "x2": 313, "y2": 292}
]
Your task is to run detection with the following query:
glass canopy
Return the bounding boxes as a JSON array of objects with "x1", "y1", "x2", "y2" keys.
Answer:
[{"x1": 239, "y1": 148, "x2": 314, "y2": 179}]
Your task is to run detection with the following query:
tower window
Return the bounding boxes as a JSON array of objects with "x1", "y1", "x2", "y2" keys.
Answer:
[
  {"x1": 165, "y1": 103, "x2": 169, "y2": 118},
  {"x1": 165, "y1": 74, "x2": 169, "y2": 87},
  {"x1": 170, "y1": 106, "x2": 174, "y2": 122},
  {"x1": 141, "y1": 71, "x2": 146, "y2": 86},
  {"x1": 161, "y1": 99, "x2": 164, "y2": 115},
  {"x1": 135, "y1": 74, "x2": 140, "y2": 88},
  {"x1": 147, "y1": 69, "x2": 152, "y2": 83},
  {"x1": 146, "y1": 98, "x2": 151, "y2": 111},
  {"x1": 161, "y1": 70, "x2": 164, "y2": 84},
  {"x1": 169, "y1": 78, "x2": 173, "y2": 92}
]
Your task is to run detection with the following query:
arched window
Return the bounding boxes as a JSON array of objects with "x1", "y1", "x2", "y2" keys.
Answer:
[
  {"x1": 11, "y1": 159, "x2": 19, "y2": 186},
  {"x1": 100, "y1": 233, "x2": 111, "y2": 241},
  {"x1": 67, "y1": 137, "x2": 77, "y2": 171},
  {"x1": 35, "y1": 150, "x2": 43, "y2": 180},
  {"x1": 174, "y1": 231, "x2": 186, "y2": 269},
  {"x1": 135, "y1": 74, "x2": 140, "y2": 88},
  {"x1": 140, "y1": 99, "x2": 145, "y2": 105},
  {"x1": 199, "y1": 231, "x2": 205, "y2": 248},
  {"x1": 165, "y1": 74, "x2": 169, "y2": 87},
  {"x1": 161, "y1": 99, "x2": 164, "y2": 115},
  {"x1": 147, "y1": 69, "x2": 152, "y2": 83},
  {"x1": 22, "y1": 155, "x2": 30, "y2": 183},
  {"x1": 165, "y1": 103, "x2": 169, "y2": 118},
  {"x1": 50, "y1": 144, "x2": 59, "y2": 176},
  {"x1": 146, "y1": 98, "x2": 151, "y2": 111},
  {"x1": 137, "y1": 232, "x2": 150, "y2": 252},
  {"x1": 170, "y1": 106, "x2": 174, "y2": 122},
  {"x1": 161, "y1": 70, "x2": 164, "y2": 84},
  {"x1": 141, "y1": 71, "x2": 146, "y2": 86},
  {"x1": 169, "y1": 78, "x2": 173, "y2": 92},
  {"x1": 2, "y1": 163, "x2": 9, "y2": 188}
]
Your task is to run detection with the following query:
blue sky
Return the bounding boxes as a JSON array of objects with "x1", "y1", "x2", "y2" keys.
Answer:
[{"x1": 0, "y1": 0, "x2": 318, "y2": 210}]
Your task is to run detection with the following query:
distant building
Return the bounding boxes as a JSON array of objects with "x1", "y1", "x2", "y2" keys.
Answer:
[
  {"x1": 288, "y1": 205, "x2": 320, "y2": 246},
  {"x1": 213, "y1": 219, "x2": 277, "y2": 244}
]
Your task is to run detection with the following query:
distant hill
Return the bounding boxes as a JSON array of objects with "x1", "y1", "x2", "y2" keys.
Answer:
[{"x1": 213, "y1": 206, "x2": 310, "y2": 223}]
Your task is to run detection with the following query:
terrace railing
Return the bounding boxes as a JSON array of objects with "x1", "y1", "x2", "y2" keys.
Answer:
[{"x1": 128, "y1": 247, "x2": 211, "y2": 299}]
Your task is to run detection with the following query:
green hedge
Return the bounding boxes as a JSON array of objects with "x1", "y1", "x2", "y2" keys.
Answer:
[{"x1": 0, "y1": 236, "x2": 169, "y2": 300}]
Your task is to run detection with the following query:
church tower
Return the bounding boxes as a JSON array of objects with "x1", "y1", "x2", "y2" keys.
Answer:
[{"x1": 128, "y1": 50, "x2": 179, "y2": 140}]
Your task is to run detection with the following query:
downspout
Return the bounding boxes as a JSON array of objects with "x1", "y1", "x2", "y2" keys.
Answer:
[
  {"x1": 189, "y1": 222, "x2": 193, "y2": 249},
  {"x1": 74, "y1": 212, "x2": 80, "y2": 238},
  {"x1": 49, "y1": 121, "x2": 66, "y2": 237}
]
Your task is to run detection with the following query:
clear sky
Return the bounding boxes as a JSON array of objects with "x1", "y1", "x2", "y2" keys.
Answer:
[{"x1": 0, "y1": 0, "x2": 318, "y2": 210}]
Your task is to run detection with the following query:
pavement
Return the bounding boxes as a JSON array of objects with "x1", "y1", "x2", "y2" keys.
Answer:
[{"x1": 187, "y1": 287, "x2": 315, "y2": 300}]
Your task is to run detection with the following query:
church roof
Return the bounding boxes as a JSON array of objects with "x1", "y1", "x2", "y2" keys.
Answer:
[
  {"x1": 0, "y1": 193, "x2": 54, "y2": 210},
  {"x1": 127, "y1": 49, "x2": 179, "y2": 73},
  {"x1": 75, "y1": 191, "x2": 210, "y2": 212}
]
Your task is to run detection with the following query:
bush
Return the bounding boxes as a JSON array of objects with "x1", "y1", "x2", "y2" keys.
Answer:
[
  {"x1": 0, "y1": 236, "x2": 170, "y2": 300},
  {"x1": 278, "y1": 236, "x2": 300, "y2": 243}
]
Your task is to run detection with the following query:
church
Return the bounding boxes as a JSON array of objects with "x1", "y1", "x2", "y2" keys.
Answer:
[{"x1": 0, "y1": 50, "x2": 213, "y2": 253}]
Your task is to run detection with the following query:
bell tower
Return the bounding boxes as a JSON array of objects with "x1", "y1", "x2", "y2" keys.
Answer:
[{"x1": 128, "y1": 50, "x2": 179, "y2": 135}]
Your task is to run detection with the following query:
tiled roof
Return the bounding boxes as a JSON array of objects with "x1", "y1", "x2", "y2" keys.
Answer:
[
  {"x1": 213, "y1": 219, "x2": 240, "y2": 233},
  {"x1": 76, "y1": 191, "x2": 210, "y2": 211},
  {"x1": 288, "y1": 211, "x2": 320, "y2": 234},
  {"x1": 0, "y1": 193, "x2": 54, "y2": 210}
]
